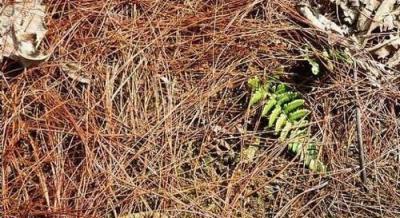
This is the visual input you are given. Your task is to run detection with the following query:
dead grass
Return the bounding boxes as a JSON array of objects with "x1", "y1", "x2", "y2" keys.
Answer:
[{"x1": 1, "y1": 0, "x2": 400, "y2": 217}]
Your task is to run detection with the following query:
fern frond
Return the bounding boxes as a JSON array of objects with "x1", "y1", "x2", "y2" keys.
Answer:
[
  {"x1": 261, "y1": 97, "x2": 277, "y2": 117},
  {"x1": 277, "y1": 92, "x2": 298, "y2": 105},
  {"x1": 310, "y1": 160, "x2": 326, "y2": 172},
  {"x1": 268, "y1": 106, "x2": 282, "y2": 128},
  {"x1": 279, "y1": 122, "x2": 292, "y2": 141},
  {"x1": 248, "y1": 77, "x2": 326, "y2": 173},
  {"x1": 303, "y1": 143, "x2": 318, "y2": 165},
  {"x1": 275, "y1": 114, "x2": 287, "y2": 134},
  {"x1": 249, "y1": 87, "x2": 267, "y2": 106},
  {"x1": 289, "y1": 109, "x2": 310, "y2": 121},
  {"x1": 248, "y1": 76, "x2": 261, "y2": 90},
  {"x1": 292, "y1": 142, "x2": 302, "y2": 154},
  {"x1": 284, "y1": 99, "x2": 305, "y2": 113},
  {"x1": 275, "y1": 83, "x2": 287, "y2": 94}
]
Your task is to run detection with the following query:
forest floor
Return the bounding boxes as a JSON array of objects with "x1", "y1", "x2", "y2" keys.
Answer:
[{"x1": 1, "y1": 0, "x2": 400, "y2": 217}]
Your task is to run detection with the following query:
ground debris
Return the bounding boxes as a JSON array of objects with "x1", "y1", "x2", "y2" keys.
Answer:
[
  {"x1": 0, "y1": 0, "x2": 48, "y2": 67},
  {"x1": 299, "y1": 0, "x2": 400, "y2": 69}
]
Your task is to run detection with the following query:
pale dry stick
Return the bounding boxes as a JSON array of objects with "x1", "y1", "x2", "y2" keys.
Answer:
[
  {"x1": 390, "y1": 103, "x2": 400, "y2": 163},
  {"x1": 353, "y1": 63, "x2": 368, "y2": 186}
]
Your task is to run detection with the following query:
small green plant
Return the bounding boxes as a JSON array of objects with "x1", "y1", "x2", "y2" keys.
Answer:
[
  {"x1": 248, "y1": 76, "x2": 326, "y2": 172},
  {"x1": 305, "y1": 55, "x2": 320, "y2": 75}
]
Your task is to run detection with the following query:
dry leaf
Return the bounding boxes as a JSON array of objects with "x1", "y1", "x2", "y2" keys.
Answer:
[
  {"x1": 366, "y1": 0, "x2": 397, "y2": 35},
  {"x1": 338, "y1": 2, "x2": 357, "y2": 24},
  {"x1": 382, "y1": 14, "x2": 395, "y2": 31},
  {"x1": 357, "y1": 0, "x2": 380, "y2": 32},
  {"x1": 387, "y1": 49, "x2": 400, "y2": 67},
  {"x1": 61, "y1": 63, "x2": 91, "y2": 84},
  {"x1": 349, "y1": 0, "x2": 361, "y2": 7},
  {"x1": 298, "y1": 3, "x2": 348, "y2": 35},
  {"x1": 241, "y1": 145, "x2": 258, "y2": 163},
  {"x1": 0, "y1": 0, "x2": 48, "y2": 67},
  {"x1": 374, "y1": 46, "x2": 391, "y2": 59},
  {"x1": 389, "y1": 35, "x2": 400, "y2": 48}
]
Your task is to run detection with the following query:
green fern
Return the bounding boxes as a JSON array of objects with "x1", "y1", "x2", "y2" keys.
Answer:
[{"x1": 248, "y1": 78, "x2": 326, "y2": 172}]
